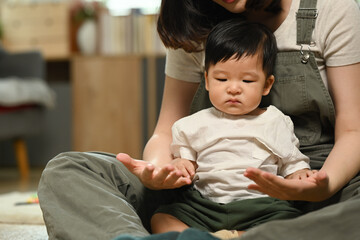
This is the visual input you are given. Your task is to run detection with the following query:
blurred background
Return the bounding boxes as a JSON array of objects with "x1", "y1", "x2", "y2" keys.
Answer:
[{"x1": 0, "y1": 0, "x2": 166, "y2": 191}]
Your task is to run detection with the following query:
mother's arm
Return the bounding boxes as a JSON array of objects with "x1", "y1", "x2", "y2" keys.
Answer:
[
  {"x1": 117, "y1": 75, "x2": 199, "y2": 190},
  {"x1": 322, "y1": 62, "x2": 360, "y2": 194},
  {"x1": 245, "y1": 62, "x2": 360, "y2": 201}
]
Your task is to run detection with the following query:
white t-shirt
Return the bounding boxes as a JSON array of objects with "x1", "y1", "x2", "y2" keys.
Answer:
[
  {"x1": 171, "y1": 106, "x2": 310, "y2": 204},
  {"x1": 165, "y1": 0, "x2": 360, "y2": 89}
]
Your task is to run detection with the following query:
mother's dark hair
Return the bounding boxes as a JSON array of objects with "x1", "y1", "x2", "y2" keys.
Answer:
[{"x1": 157, "y1": 0, "x2": 281, "y2": 52}]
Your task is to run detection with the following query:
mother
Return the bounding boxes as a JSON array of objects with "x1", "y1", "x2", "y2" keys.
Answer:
[{"x1": 38, "y1": 0, "x2": 360, "y2": 239}]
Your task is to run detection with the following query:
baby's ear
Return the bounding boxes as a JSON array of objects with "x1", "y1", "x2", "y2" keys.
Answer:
[
  {"x1": 263, "y1": 75, "x2": 275, "y2": 96},
  {"x1": 205, "y1": 71, "x2": 209, "y2": 91}
]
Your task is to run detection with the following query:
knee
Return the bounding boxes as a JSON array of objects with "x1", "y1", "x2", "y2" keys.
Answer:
[
  {"x1": 44, "y1": 151, "x2": 84, "y2": 170},
  {"x1": 150, "y1": 213, "x2": 166, "y2": 233},
  {"x1": 46, "y1": 151, "x2": 113, "y2": 169},
  {"x1": 150, "y1": 213, "x2": 185, "y2": 233},
  {"x1": 40, "y1": 151, "x2": 130, "y2": 187},
  {"x1": 41, "y1": 151, "x2": 95, "y2": 181}
]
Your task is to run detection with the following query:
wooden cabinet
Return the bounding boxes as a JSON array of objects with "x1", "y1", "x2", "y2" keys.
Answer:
[{"x1": 72, "y1": 56, "x2": 144, "y2": 158}]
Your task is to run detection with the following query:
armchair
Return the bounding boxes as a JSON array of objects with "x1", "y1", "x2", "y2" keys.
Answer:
[{"x1": 0, "y1": 46, "x2": 46, "y2": 179}]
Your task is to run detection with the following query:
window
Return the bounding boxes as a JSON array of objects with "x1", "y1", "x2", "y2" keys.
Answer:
[{"x1": 87, "y1": 0, "x2": 161, "y2": 15}]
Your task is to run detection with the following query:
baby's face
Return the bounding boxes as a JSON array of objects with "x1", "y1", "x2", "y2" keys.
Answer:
[{"x1": 205, "y1": 54, "x2": 273, "y2": 116}]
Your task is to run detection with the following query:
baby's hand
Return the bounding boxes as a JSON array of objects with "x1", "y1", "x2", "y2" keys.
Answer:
[
  {"x1": 117, "y1": 153, "x2": 192, "y2": 190},
  {"x1": 286, "y1": 168, "x2": 318, "y2": 180},
  {"x1": 170, "y1": 158, "x2": 198, "y2": 179}
]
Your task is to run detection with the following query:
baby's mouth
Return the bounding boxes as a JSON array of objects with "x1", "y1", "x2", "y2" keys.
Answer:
[{"x1": 226, "y1": 99, "x2": 240, "y2": 104}]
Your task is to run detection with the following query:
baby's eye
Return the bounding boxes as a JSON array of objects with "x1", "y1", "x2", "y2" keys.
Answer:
[
  {"x1": 216, "y1": 78, "x2": 227, "y2": 82},
  {"x1": 243, "y1": 80, "x2": 254, "y2": 83}
]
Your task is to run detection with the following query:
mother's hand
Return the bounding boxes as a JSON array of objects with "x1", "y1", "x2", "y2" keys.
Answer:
[
  {"x1": 116, "y1": 153, "x2": 192, "y2": 190},
  {"x1": 244, "y1": 167, "x2": 331, "y2": 202}
]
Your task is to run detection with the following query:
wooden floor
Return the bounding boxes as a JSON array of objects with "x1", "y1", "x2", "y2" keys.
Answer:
[{"x1": 0, "y1": 167, "x2": 44, "y2": 194}]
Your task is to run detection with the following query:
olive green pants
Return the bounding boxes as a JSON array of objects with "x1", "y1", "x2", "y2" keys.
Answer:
[{"x1": 38, "y1": 152, "x2": 360, "y2": 240}]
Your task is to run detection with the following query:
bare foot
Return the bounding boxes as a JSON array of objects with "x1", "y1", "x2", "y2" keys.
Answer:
[{"x1": 211, "y1": 230, "x2": 242, "y2": 239}]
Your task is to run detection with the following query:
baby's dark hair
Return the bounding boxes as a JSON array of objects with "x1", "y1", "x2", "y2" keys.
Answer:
[{"x1": 205, "y1": 19, "x2": 277, "y2": 77}]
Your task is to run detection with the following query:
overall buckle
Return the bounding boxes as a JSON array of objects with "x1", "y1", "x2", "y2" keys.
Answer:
[{"x1": 296, "y1": 8, "x2": 319, "y2": 19}]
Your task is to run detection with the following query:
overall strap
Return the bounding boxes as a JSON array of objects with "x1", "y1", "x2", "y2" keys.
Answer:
[{"x1": 296, "y1": 0, "x2": 318, "y2": 45}]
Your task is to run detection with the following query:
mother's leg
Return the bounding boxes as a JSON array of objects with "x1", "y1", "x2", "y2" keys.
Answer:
[{"x1": 38, "y1": 152, "x2": 151, "y2": 240}]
